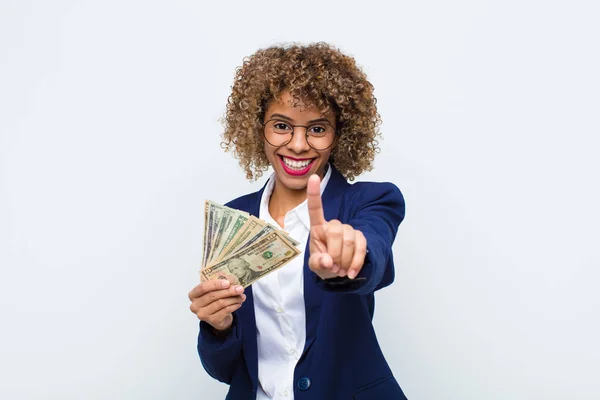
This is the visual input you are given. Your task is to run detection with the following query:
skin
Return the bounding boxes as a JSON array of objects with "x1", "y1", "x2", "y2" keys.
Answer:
[
  {"x1": 189, "y1": 279, "x2": 246, "y2": 333},
  {"x1": 189, "y1": 90, "x2": 368, "y2": 333}
]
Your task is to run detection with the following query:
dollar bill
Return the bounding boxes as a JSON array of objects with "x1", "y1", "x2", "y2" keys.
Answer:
[
  {"x1": 273, "y1": 226, "x2": 300, "y2": 247},
  {"x1": 203, "y1": 201, "x2": 251, "y2": 265},
  {"x1": 202, "y1": 201, "x2": 209, "y2": 268},
  {"x1": 236, "y1": 223, "x2": 300, "y2": 253},
  {"x1": 208, "y1": 204, "x2": 234, "y2": 263},
  {"x1": 212, "y1": 212, "x2": 249, "y2": 261},
  {"x1": 212, "y1": 216, "x2": 265, "y2": 264},
  {"x1": 201, "y1": 231, "x2": 301, "y2": 288},
  {"x1": 202, "y1": 202, "x2": 218, "y2": 268}
]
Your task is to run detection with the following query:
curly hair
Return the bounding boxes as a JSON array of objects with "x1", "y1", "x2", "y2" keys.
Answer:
[{"x1": 221, "y1": 42, "x2": 382, "y2": 181}]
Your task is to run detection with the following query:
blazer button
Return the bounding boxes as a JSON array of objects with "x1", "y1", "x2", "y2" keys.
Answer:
[{"x1": 297, "y1": 377, "x2": 311, "y2": 391}]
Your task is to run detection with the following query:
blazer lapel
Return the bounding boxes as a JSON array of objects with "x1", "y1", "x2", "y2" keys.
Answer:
[{"x1": 301, "y1": 167, "x2": 350, "y2": 355}]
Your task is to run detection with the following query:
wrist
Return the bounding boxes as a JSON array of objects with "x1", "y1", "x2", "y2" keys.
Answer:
[{"x1": 209, "y1": 320, "x2": 234, "y2": 338}]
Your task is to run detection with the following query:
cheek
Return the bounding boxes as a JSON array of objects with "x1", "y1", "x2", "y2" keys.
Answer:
[
  {"x1": 318, "y1": 149, "x2": 333, "y2": 163},
  {"x1": 264, "y1": 143, "x2": 280, "y2": 165}
]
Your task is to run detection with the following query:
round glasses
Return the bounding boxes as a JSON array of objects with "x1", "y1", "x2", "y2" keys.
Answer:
[{"x1": 262, "y1": 119, "x2": 337, "y2": 151}]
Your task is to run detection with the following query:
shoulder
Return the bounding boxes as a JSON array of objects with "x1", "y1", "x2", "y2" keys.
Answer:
[
  {"x1": 327, "y1": 166, "x2": 404, "y2": 206},
  {"x1": 344, "y1": 181, "x2": 405, "y2": 208},
  {"x1": 336, "y1": 180, "x2": 406, "y2": 227},
  {"x1": 224, "y1": 188, "x2": 264, "y2": 213}
]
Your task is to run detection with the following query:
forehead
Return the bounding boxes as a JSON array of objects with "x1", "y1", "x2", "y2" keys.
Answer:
[{"x1": 265, "y1": 91, "x2": 334, "y2": 121}]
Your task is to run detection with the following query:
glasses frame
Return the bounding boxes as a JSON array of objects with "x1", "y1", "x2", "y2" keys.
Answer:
[{"x1": 261, "y1": 118, "x2": 338, "y2": 151}]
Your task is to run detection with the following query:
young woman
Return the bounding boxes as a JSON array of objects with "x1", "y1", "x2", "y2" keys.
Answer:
[{"x1": 188, "y1": 42, "x2": 407, "y2": 400}]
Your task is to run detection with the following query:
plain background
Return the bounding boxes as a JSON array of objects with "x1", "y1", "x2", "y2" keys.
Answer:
[{"x1": 1, "y1": 0, "x2": 599, "y2": 399}]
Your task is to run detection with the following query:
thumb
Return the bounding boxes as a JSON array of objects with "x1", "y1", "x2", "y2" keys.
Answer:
[{"x1": 308, "y1": 251, "x2": 333, "y2": 271}]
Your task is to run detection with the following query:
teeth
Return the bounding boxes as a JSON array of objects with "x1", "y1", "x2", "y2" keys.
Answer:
[{"x1": 283, "y1": 157, "x2": 312, "y2": 170}]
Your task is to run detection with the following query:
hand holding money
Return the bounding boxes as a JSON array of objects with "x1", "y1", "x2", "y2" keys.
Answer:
[
  {"x1": 307, "y1": 174, "x2": 367, "y2": 280},
  {"x1": 200, "y1": 201, "x2": 301, "y2": 288},
  {"x1": 188, "y1": 279, "x2": 246, "y2": 332}
]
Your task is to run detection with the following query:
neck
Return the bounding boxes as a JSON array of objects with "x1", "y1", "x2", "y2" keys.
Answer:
[
  {"x1": 269, "y1": 179, "x2": 308, "y2": 220},
  {"x1": 268, "y1": 164, "x2": 328, "y2": 222}
]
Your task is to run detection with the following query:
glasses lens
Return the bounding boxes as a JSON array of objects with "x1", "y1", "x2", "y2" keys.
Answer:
[
  {"x1": 264, "y1": 120, "x2": 293, "y2": 147},
  {"x1": 306, "y1": 123, "x2": 335, "y2": 150}
]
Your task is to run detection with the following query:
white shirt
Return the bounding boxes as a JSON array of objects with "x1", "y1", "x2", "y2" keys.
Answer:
[{"x1": 254, "y1": 166, "x2": 332, "y2": 400}]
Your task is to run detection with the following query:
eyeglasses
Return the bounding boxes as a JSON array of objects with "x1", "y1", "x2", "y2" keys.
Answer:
[{"x1": 262, "y1": 119, "x2": 337, "y2": 151}]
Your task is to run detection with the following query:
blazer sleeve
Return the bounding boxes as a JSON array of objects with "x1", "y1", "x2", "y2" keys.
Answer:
[
  {"x1": 197, "y1": 313, "x2": 243, "y2": 384},
  {"x1": 316, "y1": 182, "x2": 405, "y2": 295}
]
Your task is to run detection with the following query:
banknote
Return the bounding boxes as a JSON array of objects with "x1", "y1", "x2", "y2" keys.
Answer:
[
  {"x1": 212, "y1": 216, "x2": 264, "y2": 264},
  {"x1": 207, "y1": 202, "x2": 246, "y2": 264},
  {"x1": 237, "y1": 223, "x2": 300, "y2": 252},
  {"x1": 211, "y1": 212, "x2": 249, "y2": 263},
  {"x1": 202, "y1": 202, "x2": 217, "y2": 268},
  {"x1": 202, "y1": 201, "x2": 209, "y2": 268},
  {"x1": 201, "y1": 231, "x2": 301, "y2": 288},
  {"x1": 203, "y1": 201, "x2": 246, "y2": 267}
]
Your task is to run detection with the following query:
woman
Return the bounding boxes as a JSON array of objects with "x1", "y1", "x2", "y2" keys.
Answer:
[{"x1": 188, "y1": 42, "x2": 407, "y2": 400}]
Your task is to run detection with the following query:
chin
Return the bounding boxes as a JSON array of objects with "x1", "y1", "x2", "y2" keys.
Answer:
[{"x1": 276, "y1": 174, "x2": 311, "y2": 191}]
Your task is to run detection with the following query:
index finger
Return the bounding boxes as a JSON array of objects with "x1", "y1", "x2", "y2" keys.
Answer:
[
  {"x1": 307, "y1": 174, "x2": 326, "y2": 226},
  {"x1": 189, "y1": 279, "x2": 230, "y2": 300}
]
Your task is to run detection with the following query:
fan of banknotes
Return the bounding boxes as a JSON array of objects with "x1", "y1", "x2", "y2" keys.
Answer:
[{"x1": 200, "y1": 200, "x2": 302, "y2": 288}]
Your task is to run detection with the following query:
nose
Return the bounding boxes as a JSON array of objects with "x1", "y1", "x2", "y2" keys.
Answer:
[{"x1": 287, "y1": 126, "x2": 311, "y2": 153}]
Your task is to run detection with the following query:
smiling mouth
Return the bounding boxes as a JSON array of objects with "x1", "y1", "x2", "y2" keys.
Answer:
[
  {"x1": 278, "y1": 155, "x2": 316, "y2": 176},
  {"x1": 281, "y1": 156, "x2": 313, "y2": 169}
]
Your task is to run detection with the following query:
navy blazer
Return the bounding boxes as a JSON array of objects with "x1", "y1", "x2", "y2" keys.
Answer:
[{"x1": 197, "y1": 167, "x2": 407, "y2": 400}]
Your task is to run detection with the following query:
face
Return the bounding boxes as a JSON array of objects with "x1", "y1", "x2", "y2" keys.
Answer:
[
  {"x1": 228, "y1": 258, "x2": 248, "y2": 277},
  {"x1": 263, "y1": 90, "x2": 337, "y2": 192}
]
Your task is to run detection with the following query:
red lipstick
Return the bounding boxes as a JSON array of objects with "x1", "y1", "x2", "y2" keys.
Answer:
[{"x1": 278, "y1": 156, "x2": 315, "y2": 176}]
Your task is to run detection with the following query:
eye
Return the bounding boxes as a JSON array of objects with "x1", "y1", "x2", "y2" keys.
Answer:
[
  {"x1": 308, "y1": 125, "x2": 327, "y2": 136},
  {"x1": 272, "y1": 121, "x2": 292, "y2": 132}
]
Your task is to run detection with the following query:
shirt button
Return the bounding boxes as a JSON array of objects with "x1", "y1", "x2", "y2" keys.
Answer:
[
  {"x1": 297, "y1": 377, "x2": 311, "y2": 391},
  {"x1": 276, "y1": 306, "x2": 284, "y2": 313},
  {"x1": 288, "y1": 348, "x2": 297, "y2": 355}
]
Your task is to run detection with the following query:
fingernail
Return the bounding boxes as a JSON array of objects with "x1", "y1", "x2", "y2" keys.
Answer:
[
  {"x1": 221, "y1": 280, "x2": 230, "y2": 288},
  {"x1": 235, "y1": 286, "x2": 244, "y2": 294},
  {"x1": 348, "y1": 270, "x2": 357, "y2": 279},
  {"x1": 332, "y1": 263, "x2": 340, "y2": 271},
  {"x1": 241, "y1": 294, "x2": 247, "y2": 301}
]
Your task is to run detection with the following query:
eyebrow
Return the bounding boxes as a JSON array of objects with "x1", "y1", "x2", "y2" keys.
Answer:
[{"x1": 269, "y1": 113, "x2": 332, "y2": 124}]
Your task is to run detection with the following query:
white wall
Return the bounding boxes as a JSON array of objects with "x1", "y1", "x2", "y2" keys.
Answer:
[{"x1": 1, "y1": 0, "x2": 598, "y2": 399}]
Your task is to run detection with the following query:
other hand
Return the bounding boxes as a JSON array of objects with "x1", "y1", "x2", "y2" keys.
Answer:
[{"x1": 307, "y1": 174, "x2": 367, "y2": 280}]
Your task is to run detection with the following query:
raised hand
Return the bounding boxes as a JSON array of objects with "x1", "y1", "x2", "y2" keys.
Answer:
[
  {"x1": 189, "y1": 279, "x2": 246, "y2": 333},
  {"x1": 307, "y1": 174, "x2": 367, "y2": 280}
]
